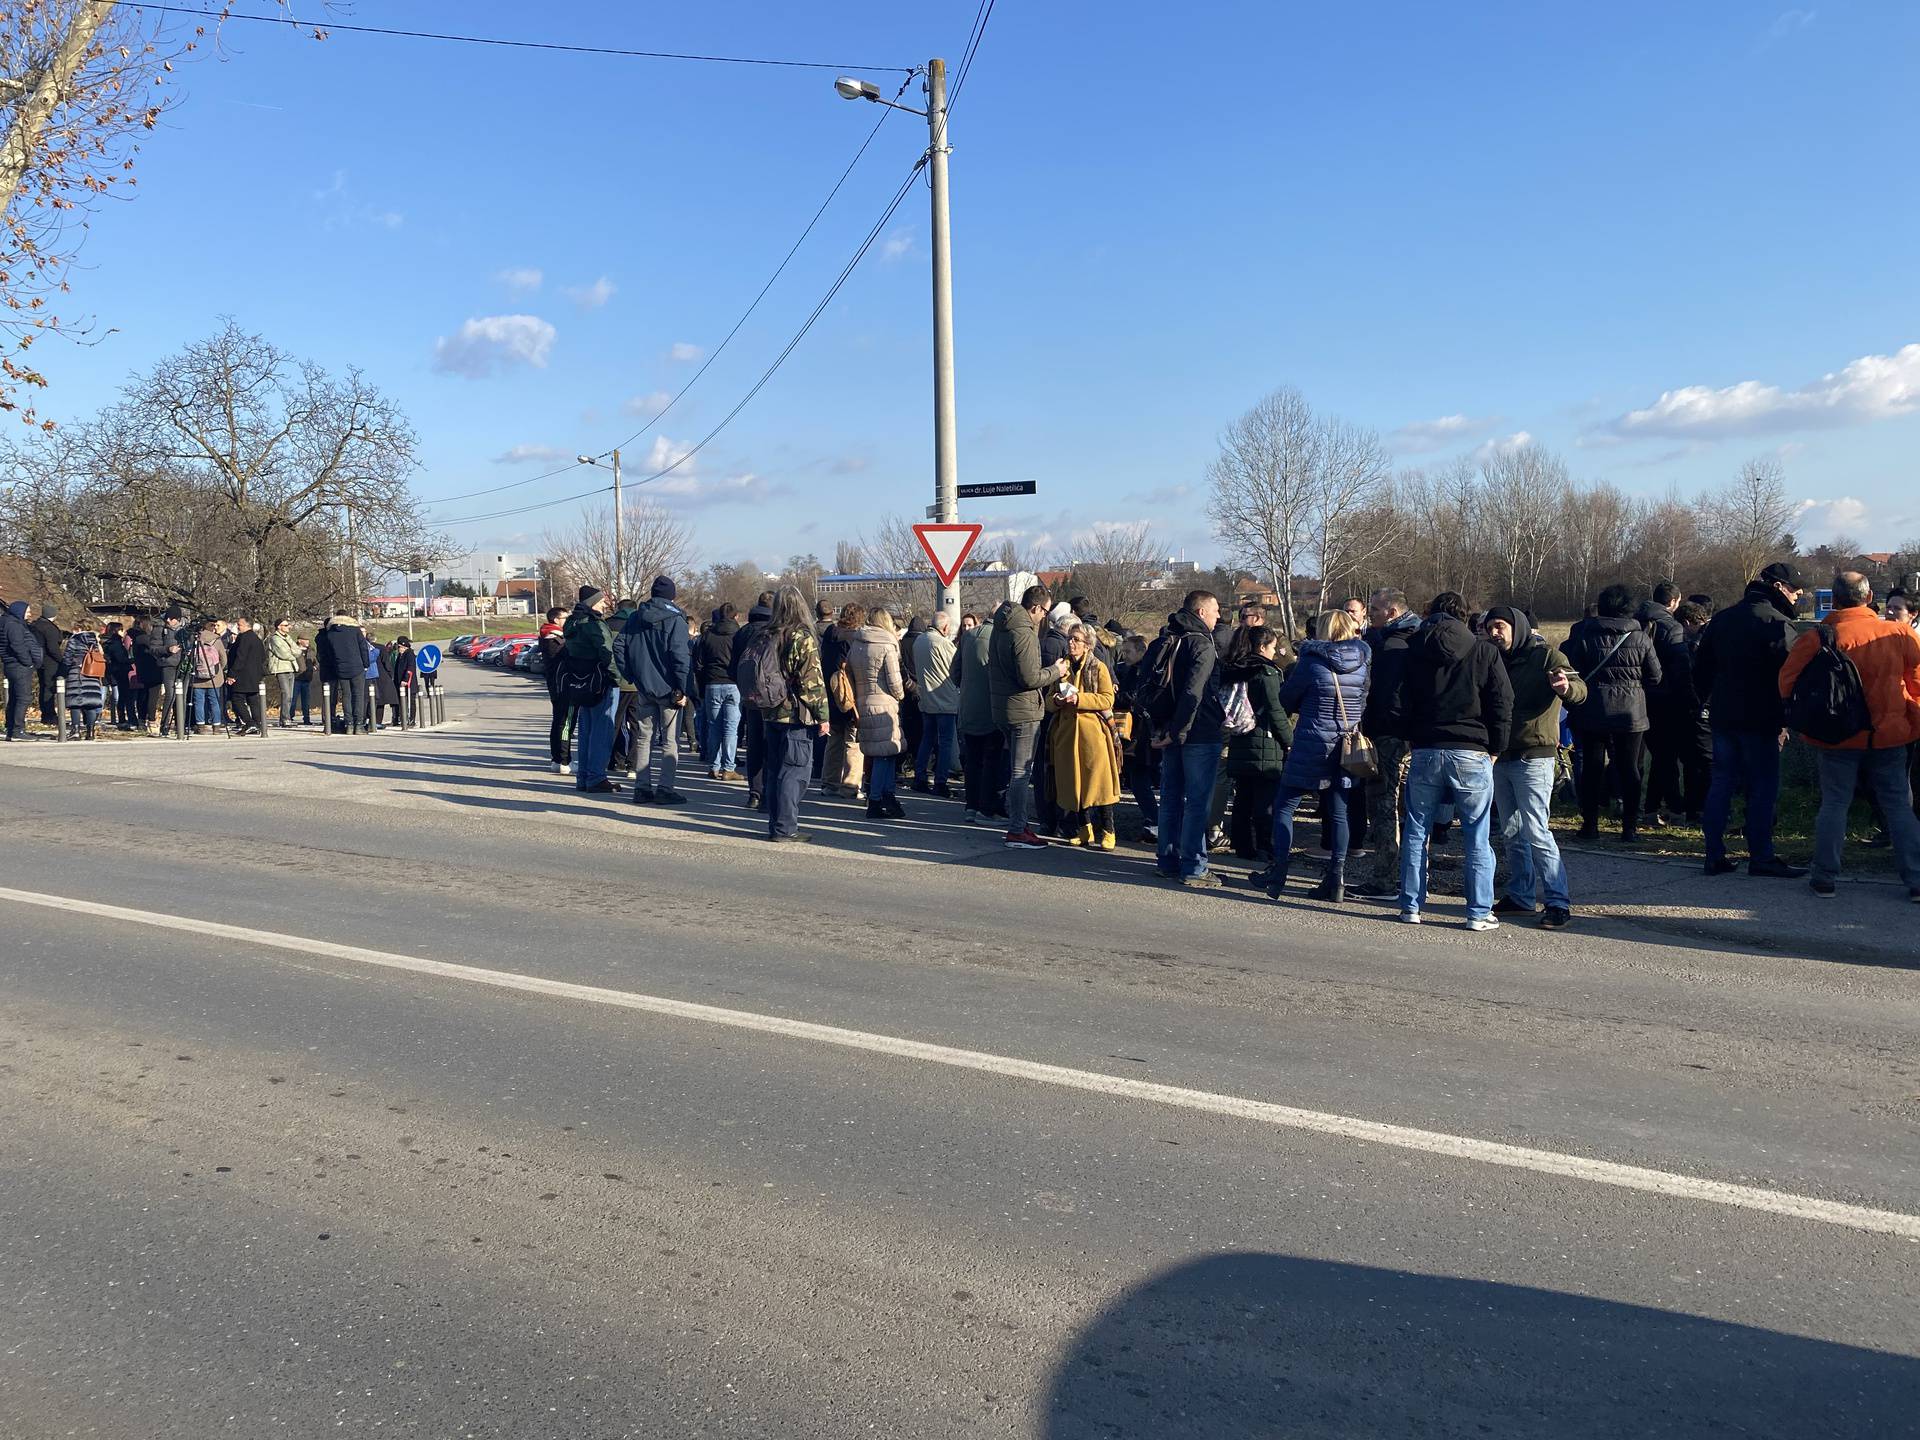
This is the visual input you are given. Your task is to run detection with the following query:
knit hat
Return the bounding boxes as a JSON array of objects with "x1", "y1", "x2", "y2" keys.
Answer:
[
  {"x1": 577, "y1": 584, "x2": 606, "y2": 608},
  {"x1": 650, "y1": 575, "x2": 677, "y2": 601},
  {"x1": 41, "y1": 604, "x2": 57, "y2": 621}
]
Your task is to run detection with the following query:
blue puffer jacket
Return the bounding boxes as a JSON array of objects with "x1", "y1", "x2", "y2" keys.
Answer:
[{"x1": 1279, "y1": 638, "x2": 1371, "y2": 790}]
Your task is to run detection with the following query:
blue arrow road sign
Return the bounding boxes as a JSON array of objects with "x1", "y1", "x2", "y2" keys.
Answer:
[{"x1": 416, "y1": 643, "x2": 442, "y2": 674}]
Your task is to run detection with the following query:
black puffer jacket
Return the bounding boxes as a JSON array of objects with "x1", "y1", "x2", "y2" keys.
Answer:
[
  {"x1": 1691, "y1": 580, "x2": 1798, "y2": 733},
  {"x1": 1563, "y1": 614, "x2": 1661, "y2": 734},
  {"x1": 1399, "y1": 614, "x2": 1512, "y2": 754},
  {"x1": 1635, "y1": 600, "x2": 1691, "y2": 705},
  {"x1": 1223, "y1": 656, "x2": 1292, "y2": 778},
  {"x1": 694, "y1": 612, "x2": 740, "y2": 688}
]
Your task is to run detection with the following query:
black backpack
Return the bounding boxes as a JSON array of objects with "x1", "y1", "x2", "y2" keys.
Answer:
[
  {"x1": 1131, "y1": 633, "x2": 1183, "y2": 728},
  {"x1": 735, "y1": 625, "x2": 791, "y2": 712},
  {"x1": 1787, "y1": 625, "x2": 1872, "y2": 746}
]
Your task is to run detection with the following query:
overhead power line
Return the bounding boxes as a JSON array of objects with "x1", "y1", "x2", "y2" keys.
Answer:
[
  {"x1": 134, "y1": 5, "x2": 915, "y2": 72},
  {"x1": 425, "y1": 74, "x2": 915, "y2": 514},
  {"x1": 434, "y1": 155, "x2": 927, "y2": 529}
]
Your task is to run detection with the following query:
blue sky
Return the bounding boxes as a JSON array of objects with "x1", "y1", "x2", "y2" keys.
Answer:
[{"x1": 36, "y1": 0, "x2": 1920, "y2": 572}]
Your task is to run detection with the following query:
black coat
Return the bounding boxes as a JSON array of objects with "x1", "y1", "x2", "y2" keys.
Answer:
[
  {"x1": 1163, "y1": 608, "x2": 1224, "y2": 746},
  {"x1": 1, "y1": 602, "x2": 44, "y2": 670},
  {"x1": 1691, "y1": 581, "x2": 1798, "y2": 734},
  {"x1": 137, "y1": 620, "x2": 180, "y2": 679},
  {"x1": 1398, "y1": 614, "x2": 1512, "y2": 754},
  {"x1": 226, "y1": 629, "x2": 268, "y2": 689},
  {"x1": 1635, "y1": 600, "x2": 1692, "y2": 705},
  {"x1": 1360, "y1": 611, "x2": 1420, "y2": 740},
  {"x1": 1224, "y1": 657, "x2": 1292, "y2": 778},
  {"x1": 694, "y1": 616, "x2": 740, "y2": 688},
  {"x1": 1563, "y1": 614, "x2": 1661, "y2": 734},
  {"x1": 30, "y1": 616, "x2": 64, "y2": 677},
  {"x1": 129, "y1": 627, "x2": 163, "y2": 687},
  {"x1": 316, "y1": 622, "x2": 370, "y2": 685}
]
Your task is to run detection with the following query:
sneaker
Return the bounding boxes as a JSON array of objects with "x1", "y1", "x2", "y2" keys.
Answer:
[
  {"x1": 1180, "y1": 872, "x2": 1222, "y2": 890},
  {"x1": 1206, "y1": 828, "x2": 1231, "y2": 854},
  {"x1": 1139, "y1": 825, "x2": 1158, "y2": 846},
  {"x1": 1003, "y1": 829, "x2": 1047, "y2": 851},
  {"x1": 765, "y1": 831, "x2": 812, "y2": 844},
  {"x1": 1703, "y1": 857, "x2": 1738, "y2": 876},
  {"x1": 1748, "y1": 857, "x2": 1807, "y2": 879},
  {"x1": 656, "y1": 789, "x2": 688, "y2": 806},
  {"x1": 631, "y1": 785, "x2": 657, "y2": 804},
  {"x1": 551, "y1": 760, "x2": 565, "y2": 774},
  {"x1": 962, "y1": 809, "x2": 980, "y2": 824},
  {"x1": 1398, "y1": 910, "x2": 1422, "y2": 925},
  {"x1": 722, "y1": 770, "x2": 744, "y2": 782},
  {"x1": 1465, "y1": 916, "x2": 1500, "y2": 933},
  {"x1": 1810, "y1": 878, "x2": 1837, "y2": 898},
  {"x1": 1492, "y1": 896, "x2": 1534, "y2": 916},
  {"x1": 582, "y1": 780, "x2": 622, "y2": 795},
  {"x1": 1539, "y1": 906, "x2": 1571, "y2": 929}
]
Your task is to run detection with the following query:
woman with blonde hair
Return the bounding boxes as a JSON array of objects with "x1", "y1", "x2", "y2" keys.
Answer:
[
  {"x1": 849, "y1": 605, "x2": 908, "y2": 819},
  {"x1": 820, "y1": 602, "x2": 867, "y2": 798},
  {"x1": 1047, "y1": 624, "x2": 1123, "y2": 848},
  {"x1": 1251, "y1": 607, "x2": 1370, "y2": 902}
]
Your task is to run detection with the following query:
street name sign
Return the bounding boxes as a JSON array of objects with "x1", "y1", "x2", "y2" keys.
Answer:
[{"x1": 956, "y1": 480, "x2": 1037, "y2": 499}]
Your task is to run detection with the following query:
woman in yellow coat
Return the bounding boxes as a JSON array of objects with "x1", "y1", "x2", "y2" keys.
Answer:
[{"x1": 1046, "y1": 624, "x2": 1123, "y2": 848}]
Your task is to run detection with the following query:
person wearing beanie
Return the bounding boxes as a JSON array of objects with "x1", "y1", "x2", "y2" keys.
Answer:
[
  {"x1": 615, "y1": 574, "x2": 691, "y2": 804},
  {"x1": 562, "y1": 586, "x2": 622, "y2": 794},
  {"x1": 732, "y1": 592, "x2": 777, "y2": 807},
  {"x1": 695, "y1": 603, "x2": 743, "y2": 781},
  {"x1": 1485, "y1": 605, "x2": 1586, "y2": 929},
  {"x1": 3, "y1": 598, "x2": 46, "y2": 739}
]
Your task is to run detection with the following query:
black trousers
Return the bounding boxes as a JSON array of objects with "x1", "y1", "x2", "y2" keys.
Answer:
[
  {"x1": 1230, "y1": 773, "x2": 1279, "y2": 857},
  {"x1": 230, "y1": 688, "x2": 262, "y2": 732},
  {"x1": 4, "y1": 665, "x2": 33, "y2": 736},
  {"x1": 961, "y1": 729, "x2": 1006, "y2": 817},
  {"x1": 1642, "y1": 700, "x2": 1689, "y2": 816},
  {"x1": 742, "y1": 709, "x2": 767, "y2": 798},
  {"x1": 549, "y1": 694, "x2": 574, "y2": 766},
  {"x1": 1577, "y1": 729, "x2": 1647, "y2": 830}
]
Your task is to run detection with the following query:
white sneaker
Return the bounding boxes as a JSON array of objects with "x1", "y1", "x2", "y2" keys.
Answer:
[
  {"x1": 551, "y1": 761, "x2": 564, "y2": 774},
  {"x1": 1398, "y1": 910, "x2": 1421, "y2": 925},
  {"x1": 1466, "y1": 916, "x2": 1500, "y2": 933}
]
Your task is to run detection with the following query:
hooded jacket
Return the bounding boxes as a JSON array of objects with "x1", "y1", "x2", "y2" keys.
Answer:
[
  {"x1": 693, "y1": 611, "x2": 740, "y2": 689},
  {"x1": 1490, "y1": 609, "x2": 1587, "y2": 760},
  {"x1": 2, "y1": 600, "x2": 45, "y2": 670},
  {"x1": 1635, "y1": 599, "x2": 1691, "y2": 704},
  {"x1": 1777, "y1": 603, "x2": 1920, "y2": 750},
  {"x1": 1223, "y1": 654, "x2": 1293, "y2": 777},
  {"x1": 1400, "y1": 614, "x2": 1513, "y2": 754},
  {"x1": 848, "y1": 623, "x2": 907, "y2": 756},
  {"x1": 988, "y1": 601, "x2": 1054, "y2": 727},
  {"x1": 316, "y1": 617, "x2": 370, "y2": 685},
  {"x1": 1360, "y1": 610, "x2": 1420, "y2": 741},
  {"x1": 59, "y1": 632, "x2": 108, "y2": 710},
  {"x1": 615, "y1": 597, "x2": 690, "y2": 701},
  {"x1": 136, "y1": 617, "x2": 180, "y2": 679},
  {"x1": 731, "y1": 603, "x2": 772, "y2": 680},
  {"x1": 537, "y1": 622, "x2": 567, "y2": 696},
  {"x1": 1278, "y1": 639, "x2": 1368, "y2": 787},
  {"x1": 1162, "y1": 607, "x2": 1224, "y2": 746},
  {"x1": 1692, "y1": 580, "x2": 1798, "y2": 733},
  {"x1": 1563, "y1": 613, "x2": 1660, "y2": 733}
]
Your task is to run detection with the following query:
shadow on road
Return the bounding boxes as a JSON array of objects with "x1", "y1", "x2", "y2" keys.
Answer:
[{"x1": 1041, "y1": 1252, "x2": 1918, "y2": 1438}]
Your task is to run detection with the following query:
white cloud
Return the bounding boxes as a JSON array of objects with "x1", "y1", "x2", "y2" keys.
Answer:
[
  {"x1": 1124, "y1": 482, "x2": 1194, "y2": 506},
  {"x1": 649, "y1": 470, "x2": 786, "y2": 509},
  {"x1": 1389, "y1": 413, "x2": 1500, "y2": 454},
  {"x1": 1470, "y1": 430, "x2": 1534, "y2": 464},
  {"x1": 431, "y1": 315, "x2": 557, "y2": 378},
  {"x1": 669, "y1": 342, "x2": 703, "y2": 363},
  {"x1": 639, "y1": 435, "x2": 696, "y2": 475},
  {"x1": 313, "y1": 168, "x2": 404, "y2": 230},
  {"x1": 496, "y1": 267, "x2": 543, "y2": 292},
  {"x1": 1599, "y1": 344, "x2": 1920, "y2": 441},
  {"x1": 491, "y1": 444, "x2": 570, "y2": 465},
  {"x1": 1793, "y1": 496, "x2": 1869, "y2": 547},
  {"x1": 621, "y1": 390, "x2": 673, "y2": 418},
  {"x1": 880, "y1": 229, "x2": 915, "y2": 262},
  {"x1": 1766, "y1": 8, "x2": 1817, "y2": 42},
  {"x1": 565, "y1": 276, "x2": 616, "y2": 310}
]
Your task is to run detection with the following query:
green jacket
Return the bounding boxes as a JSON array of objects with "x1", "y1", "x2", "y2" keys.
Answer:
[
  {"x1": 1501, "y1": 636, "x2": 1586, "y2": 760},
  {"x1": 765, "y1": 625, "x2": 828, "y2": 727},
  {"x1": 266, "y1": 632, "x2": 300, "y2": 674},
  {"x1": 956, "y1": 620, "x2": 996, "y2": 736},
  {"x1": 1225, "y1": 658, "x2": 1293, "y2": 777},
  {"x1": 609, "y1": 605, "x2": 637, "y2": 690},
  {"x1": 988, "y1": 601, "x2": 1052, "y2": 726},
  {"x1": 563, "y1": 604, "x2": 614, "y2": 668}
]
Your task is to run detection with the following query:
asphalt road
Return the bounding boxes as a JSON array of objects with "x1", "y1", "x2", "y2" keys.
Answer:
[{"x1": 1, "y1": 665, "x2": 1916, "y2": 1437}]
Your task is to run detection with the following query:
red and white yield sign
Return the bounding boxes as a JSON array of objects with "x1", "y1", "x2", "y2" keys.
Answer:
[{"x1": 913, "y1": 523, "x2": 983, "y2": 587}]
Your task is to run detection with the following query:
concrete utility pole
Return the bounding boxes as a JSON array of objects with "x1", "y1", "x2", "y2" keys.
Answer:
[
  {"x1": 611, "y1": 447, "x2": 624, "y2": 602},
  {"x1": 925, "y1": 58, "x2": 961, "y2": 625}
]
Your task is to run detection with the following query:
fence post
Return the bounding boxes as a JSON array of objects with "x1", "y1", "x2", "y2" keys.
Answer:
[{"x1": 55, "y1": 677, "x2": 66, "y2": 741}]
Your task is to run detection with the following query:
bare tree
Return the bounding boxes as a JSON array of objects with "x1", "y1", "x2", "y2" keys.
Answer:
[
  {"x1": 1558, "y1": 481, "x2": 1635, "y2": 613},
  {"x1": 1207, "y1": 387, "x2": 1319, "y2": 636},
  {"x1": 1480, "y1": 444, "x2": 1570, "y2": 608},
  {"x1": 2, "y1": 318, "x2": 434, "y2": 615},
  {"x1": 1704, "y1": 458, "x2": 1797, "y2": 584},
  {"x1": 1065, "y1": 520, "x2": 1162, "y2": 623},
  {"x1": 542, "y1": 496, "x2": 693, "y2": 602},
  {"x1": 832, "y1": 538, "x2": 865, "y2": 575},
  {"x1": 1311, "y1": 417, "x2": 1396, "y2": 605}
]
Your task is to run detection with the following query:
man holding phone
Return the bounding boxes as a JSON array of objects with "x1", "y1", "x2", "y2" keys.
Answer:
[{"x1": 1485, "y1": 607, "x2": 1586, "y2": 928}]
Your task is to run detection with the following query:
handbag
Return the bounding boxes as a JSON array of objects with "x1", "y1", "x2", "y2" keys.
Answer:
[
  {"x1": 80, "y1": 644, "x2": 107, "y2": 680},
  {"x1": 1331, "y1": 673, "x2": 1380, "y2": 780}
]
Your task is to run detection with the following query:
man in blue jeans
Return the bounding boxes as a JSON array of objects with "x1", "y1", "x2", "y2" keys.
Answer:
[
  {"x1": 694, "y1": 603, "x2": 743, "y2": 780},
  {"x1": 1392, "y1": 592, "x2": 1512, "y2": 930},
  {"x1": 1485, "y1": 606, "x2": 1586, "y2": 929},
  {"x1": 1691, "y1": 561, "x2": 1808, "y2": 878},
  {"x1": 1151, "y1": 590, "x2": 1225, "y2": 887},
  {"x1": 562, "y1": 587, "x2": 623, "y2": 795}
]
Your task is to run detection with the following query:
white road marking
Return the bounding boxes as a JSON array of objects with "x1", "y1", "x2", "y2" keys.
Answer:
[{"x1": 4, "y1": 883, "x2": 1915, "y2": 1241}]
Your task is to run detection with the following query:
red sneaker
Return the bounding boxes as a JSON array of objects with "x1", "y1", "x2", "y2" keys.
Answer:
[{"x1": 1003, "y1": 829, "x2": 1047, "y2": 851}]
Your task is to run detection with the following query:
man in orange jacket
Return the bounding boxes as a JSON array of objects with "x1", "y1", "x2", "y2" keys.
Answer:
[{"x1": 1778, "y1": 571, "x2": 1920, "y2": 900}]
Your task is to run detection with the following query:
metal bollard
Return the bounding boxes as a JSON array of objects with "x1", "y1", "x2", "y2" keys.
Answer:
[
  {"x1": 176, "y1": 679, "x2": 189, "y2": 739},
  {"x1": 55, "y1": 677, "x2": 66, "y2": 741},
  {"x1": 321, "y1": 682, "x2": 332, "y2": 736},
  {"x1": 401, "y1": 679, "x2": 412, "y2": 732},
  {"x1": 258, "y1": 680, "x2": 269, "y2": 741}
]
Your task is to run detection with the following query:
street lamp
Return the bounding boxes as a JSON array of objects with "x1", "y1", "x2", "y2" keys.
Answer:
[
  {"x1": 838, "y1": 59, "x2": 960, "y2": 624},
  {"x1": 576, "y1": 449, "x2": 623, "y2": 600}
]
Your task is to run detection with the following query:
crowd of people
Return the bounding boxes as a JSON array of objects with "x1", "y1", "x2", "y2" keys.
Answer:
[
  {"x1": 1, "y1": 602, "x2": 424, "y2": 740},
  {"x1": 527, "y1": 559, "x2": 1920, "y2": 922}
]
